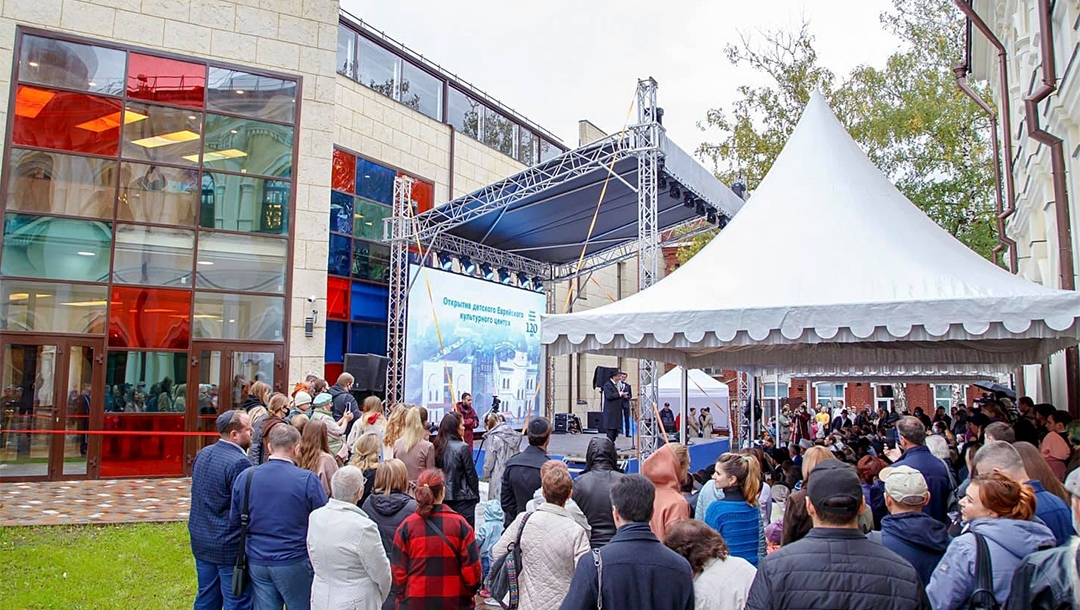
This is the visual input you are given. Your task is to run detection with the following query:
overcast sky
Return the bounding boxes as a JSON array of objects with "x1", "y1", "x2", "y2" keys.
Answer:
[{"x1": 341, "y1": 0, "x2": 905, "y2": 167}]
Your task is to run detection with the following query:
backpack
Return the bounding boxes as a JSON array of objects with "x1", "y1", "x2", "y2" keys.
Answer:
[
  {"x1": 486, "y1": 511, "x2": 533, "y2": 609},
  {"x1": 967, "y1": 532, "x2": 1001, "y2": 610}
]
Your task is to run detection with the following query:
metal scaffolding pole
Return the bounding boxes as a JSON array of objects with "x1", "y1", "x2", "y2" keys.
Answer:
[
  {"x1": 385, "y1": 175, "x2": 415, "y2": 404},
  {"x1": 635, "y1": 77, "x2": 662, "y2": 460}
]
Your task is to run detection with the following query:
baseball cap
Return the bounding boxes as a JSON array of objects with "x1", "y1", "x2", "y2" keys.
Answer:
[
  {"x1": 764, "y1": 520, "x2": 783, "y2": 544},
  {"x1": 1066, "y1": 469, "x2": 1080, "y2": 498},
  {"x1": 312, "y1": 392, "x2": 332, "y2": 407},
  {"x1": 807, "y1": 461, "x2": 863, "y2": 510},
  {"x1": 293, "y1": 391, "x2": 312, "y2": 407},
  {"x1": 215, "y1": 410, "x2": 238, "y2": 434},
  {"x1": 882, "y1": 465, "x2": 929, "y2": 506}
]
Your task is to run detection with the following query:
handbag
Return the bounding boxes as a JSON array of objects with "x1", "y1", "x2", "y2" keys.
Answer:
[
  {"x1": 967, "y1": 532, "x2": 1001, "y2": 610},
  {"x1": 231, "y1": 469, "x2": 254, "y2": 597},
  {"x1": 485, "y1": 511, "x2": 534, "y2": 609}
]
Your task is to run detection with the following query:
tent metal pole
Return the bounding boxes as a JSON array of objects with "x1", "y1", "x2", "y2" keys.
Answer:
[
  {"x1": 774, "y1": 371, "x2": 781, "y2": 446},
  {"x1": 680, "y1": 367, "x2": 688, "y2": 445}
]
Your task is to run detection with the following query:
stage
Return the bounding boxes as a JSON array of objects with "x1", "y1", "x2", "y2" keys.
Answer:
[{"x1": 474, "y1": 431, "x2": 731, "y2": 477}]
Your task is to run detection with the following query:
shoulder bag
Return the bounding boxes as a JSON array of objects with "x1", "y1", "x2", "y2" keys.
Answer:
[
  {"x1": 486, "y1": 511, "x2": 534, "y2": 609},
  {"x1": 967, "y1": 532, "x2": 1001, "y2": 610},
  {"x1": 592, "y1": 547, "x2": 604, "y2": 610},
  {"x1": 231, "y1": 469, "x2": 254, "y2": 597}
]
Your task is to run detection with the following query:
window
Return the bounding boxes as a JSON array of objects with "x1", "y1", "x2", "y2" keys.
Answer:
[
  {"x1": 19, "y1": 36, "x2": 126, "y2": 95},
  {"x1": 400, "y1": 61, "x2": 442, "y2": 121},
  {"x1": 815, "y1": 383, "x2": 845, "y2": 410},
  {"x1": 6, "y1": 148, "x2": 117, "y2": 219},
  {"x1": 202, "y1": 115, "x2": 294, "y2": 177},
  {"x1": 353, "y1": 199, "x2": 391, "y2": 241},
  {"x1": 411, "y1": 179, "x2": 434, "y2": 213},
  {"x1": 118, "y1": 163, "x2": 198, "y2": 225},
  {"x1": 112, "y1": 224, "x2": 195, "y2": 287},
  {"x1": 330, "y1": 190, "x2": 353, "y2": 234},
  {"x1": 483, "y1": 107, "x2": 517, "y2": 157},
  {"x1": 207, "y1": 67, "x2": 296, "y2": 123},
  {"x1": 121, "y1": 103, "x2": 202, "y2": 166},
  {"x1": 126, "y1": 53, "x2": 205, "y2": 107},
  {"x1": 0, "y1": 280, "x2": 108, "y2": 334},
  {"x1": 349, "y1": 323, "x2": 387, "y2": 356},
  {"x1": 356, "y1": 158, "x2": 395, "y2": 205},
  {"x1": 332, "y1": 149, "x2": 356, "y2": 194},
  {"x1": 352, "y1": 239, "x2": 389, "y2": 283},
  {"x1": 934, "y1": 385, "x2": 954, "y2": 412},
  {"x1": 2, "y1": 214, "x2": 112, "y2": 282},
  {"x1": 104, "y1": 351, "x2": 188, "y2": 413},
  {"x1": 447, "y1": 87, "x2": 480, "y2": 138},
  {"x1": 875, "y1": 384, "x2": 895, "y2": 412},
  {"x1": 518, "y1": 128, "x2": 537, "y2": 165},
  {"x1": 13, "y1": 87, "x2": 124, "y2": 155},
  {"x1": 328, "y1": 233, "x2": 351, "y2": 277},
  {"x1": 201, "y1": 173, "x2": 290, "y2": 234},
  {"x1": 762, "y1": 382, "x2": 790, "y2": 411},
  {"x1": 108, "y1": 287, "x2": 191, "y2": 349},
  {"x1": 191, "y1": 292, "x2": 284, "y2": 341},
  {"x1": 539, "y1": 139, "x2": 560, "y2": 162},
  {"x1": 351, "y1": 280, "x2": 388, "y2": 323},
  {"x1": 326, "y1": 320, "x2": 347, "y2": 363},
  {"x1": 195, "y1": 232, "x2": 287, "y2": 294},
  {"x1": 337, "y1": 25, "x2": 357, "y2": 78},
  {"x1": 327, "y1": 277, "x2": 349, "y2": 320},
  {"x1": 357, "y1": 37, "x2": 398, "y2": 98}
]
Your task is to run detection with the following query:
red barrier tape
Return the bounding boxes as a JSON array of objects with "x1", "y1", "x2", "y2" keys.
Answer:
[{"x1": 0, "y1": 429, "x2": 219, "y2": 436}]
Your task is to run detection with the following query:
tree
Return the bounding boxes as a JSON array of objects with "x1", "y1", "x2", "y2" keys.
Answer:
[{"x1": 687, "y1": 0, "x2": 997, "y2": 262}]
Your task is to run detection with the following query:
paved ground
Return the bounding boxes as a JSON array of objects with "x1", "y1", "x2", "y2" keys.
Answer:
[{"x1": 0, "y1": 478, "x2": 191, "y2": 526}]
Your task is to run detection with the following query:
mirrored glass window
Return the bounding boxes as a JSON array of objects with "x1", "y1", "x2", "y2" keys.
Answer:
[
  {"x1": 357, "y1": 37, "x2": 399, "y2": 99},
  {"x1": 337, "y1": 25, "x2": 356, "y2": 79},
  {"x1": 126, "y1": 53, "x2": 206, "y2": 108},
  {"x1": 447, "y1": 87, "x2": 480, "y2": 139},
  {"x1": 195, "y1": 231, "x2": 287, "y2": 294},
  {"x1": 0, "y1": 280, "x2": 108, "y2": 334},
  {"x1": 400, "y1": 61, "x2": 442, "y2": 121},
  {"x1": 118, "y1": 163, "x2": 198, "y2": 226},
  {"x1": 202, "y1": 114, "x2": 293, "y2": 178},
  {"x1": 108, "y1": 286, "x2": 191, "y2": 349},
  {"x1": 200, "y1": 172, "x2": 289, "y2": 235},
  {"x1": 112, "y1": 224, "x2": 195, "y2": 287},
  {"x1": 121, "y1": 103, "x2": 202, "y2": 166},
  {"x1": 6, "y1": 148, "x2": 117, "y2": 219},
  {"x1": 192, "y1": 292, "x2": 284, "y2": 341},
  {"x1": 1, "y1": 214, "x2": 111, "y2": 282},
  {"x1": 19, "y1": 35, "x2": 126, "y2": 95},
  {"x1": 207, "y1": 67, "x2": 296, "y2": 124},
  {"x1": 12, "y1": 86, "x2": 123, "y2": 155}
]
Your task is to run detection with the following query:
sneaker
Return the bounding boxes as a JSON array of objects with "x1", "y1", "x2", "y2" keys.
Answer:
[{"x1": 483, "y1": 598, "x2": 499, "y2": 607}]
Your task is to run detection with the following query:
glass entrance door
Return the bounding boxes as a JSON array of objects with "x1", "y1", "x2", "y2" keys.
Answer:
[
  {"x1": 0, "y1": 337, "x2": 103, "y2": 480},
  {"x1": 185, "y1": 343, "x2": 283, "y2": 472}
]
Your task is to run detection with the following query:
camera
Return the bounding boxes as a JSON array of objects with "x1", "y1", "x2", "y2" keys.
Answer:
[
  {"x1": 491, "y1": 396, "x2": 501, "y2": 412},
  {"x1": 307, "y1": 295, "x2": 317, "y2": 303}
]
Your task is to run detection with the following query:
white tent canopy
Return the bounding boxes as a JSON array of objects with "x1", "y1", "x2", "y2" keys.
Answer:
[
  {"x1": 657, "y1": 367, "x2": 730, "y2": 431},
  {"x1": 542, "y1": 92, "x2": 1080, "y2": 372}
]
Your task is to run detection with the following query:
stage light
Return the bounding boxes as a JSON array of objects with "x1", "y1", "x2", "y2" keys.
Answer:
[
  {"x1": 669, "y1": 184, "x2": 682, "y2": 200},
  {"x1": 695, "y1": 201, "x2": 707, "y2": 216},
  {"x1": 658, "y1": 174, "x2": 668, "y2": 189},
  {"x1": 481, "y1": 263, "x2": 494, "y2": 280},
  {"x1": 532, "y1": 276, "x2": 545, "y2": 291},
  {"x1": 683, "y1": 191, "x2": 694, "y2": 209},
  {"x1": 498, "y1": 268, "x2": 512, "y2": 284},
  {"x1": 459, "y1": 256, "x2": 476, "y2": 275},
  {"x1": 706, "y1": 209, "x2": 717, "y2": 224},
  {"x1": 517, "y1": 272, "x2": 530, "y2": 289},
  {"x1": 718, "y1": 215, "x2": 729, "y2": 229},
  {"x1": 438, "y1": 253, "x2": 454, "y2": 270}
]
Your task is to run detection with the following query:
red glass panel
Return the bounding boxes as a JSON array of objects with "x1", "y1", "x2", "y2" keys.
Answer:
[
  {"x1": 332, "y1": 149, "x2": 356, "y2": 194},
  {"x1": 411, "y1": 178, "x2": 434, "y2": 214},
  {"x1": 127, "y1": 53, "x2": 206, "y2": 108},
  {"x1": 324, "y1": 362, "x2": 344, "y2": 382},
  {"x1": 327, "y1": 276, "x2": 349, "y2": 320},
  {"x1": 12, "y1": 86, "x2": 123, "y2": 155},
  {"x1": 108, "y1": 286, "x2": 191, "y2": 349},
  {"x1": 99, "y1": 414, "x2": 185, "y2": 477}
]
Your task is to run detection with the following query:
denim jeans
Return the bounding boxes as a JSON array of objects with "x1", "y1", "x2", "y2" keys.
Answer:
[
  {"x1": 249, "y1": 560, "x2": 314, "y2": 610},
  {"x1": 194, "y1": 559, "x2": 252, "y2": 610}
]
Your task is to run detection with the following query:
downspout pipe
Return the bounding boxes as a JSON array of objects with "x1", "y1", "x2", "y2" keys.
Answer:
[{"x1": 1024, "y1": 0, "x2": 1080, "y2": 413}]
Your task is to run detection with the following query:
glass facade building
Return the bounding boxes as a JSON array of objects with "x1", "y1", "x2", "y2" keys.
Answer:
[{"x1": 0, "y1": 32, "x2": 298, "y2": 479}]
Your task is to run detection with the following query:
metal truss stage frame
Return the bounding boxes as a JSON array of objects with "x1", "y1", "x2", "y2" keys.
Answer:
[{"x1": 383, "y1": 78, "x2": 744, "y2": 459}]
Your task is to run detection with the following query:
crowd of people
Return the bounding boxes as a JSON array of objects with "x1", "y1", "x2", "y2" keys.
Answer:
[{"x1": 188, "y1": 379, "x2": 1080, "y2": 610}]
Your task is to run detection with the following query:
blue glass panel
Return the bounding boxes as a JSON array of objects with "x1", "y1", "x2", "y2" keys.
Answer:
[
  {"x1": 330, "y1": 190, "x2": 353, "y2": 234},
  {"x1": 350, "y1": 281, "x2": 388, "y2": 324},
  {"x1": 325, "y1": 320, "x2": 346, "y2": 363},
  {"x1": 328, "y1": 233, "x2": 351, "y2": 277},
  {"x1": 349, "y1": 323, "x2": 387, "y2": 356},
  {"x1": 1, "y1": 214, "x2": 111, "y2": 282},
  {"x1": 355, "y1": 158, "x2": 395, "y2": 205}
]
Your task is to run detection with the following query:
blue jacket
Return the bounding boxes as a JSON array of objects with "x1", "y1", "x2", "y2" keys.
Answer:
[
  {"x1": 704, "y1": 490, "x2": 762, "y2": 567},
  {"x1": 694, "y1": 483, "x2": 724, "y2": 520},
  {"x1": 891, "y1": 445, "x2": 952, "y2": 523},
  {"x1": 475, "y1": 500, "x2": 505, "y2": 560},
  {"x1": 876, "y1": 511, "x2": 949, "y2": 586},
  {"x1": 189, "y1": 440, "x2": 252, "y2": 565},
  {"x1": 559, "y1": 523, "x2": 694, "y2": 610},
  {"x1": 926, "y1": 517, "x2": 1056, "y2": 609},
  {"x1": 230, "y1": 458, "x2": 328, "y2": 566},
  {"x1": 1028, "y1": 480, "x2": 1075, "y2": 546}
]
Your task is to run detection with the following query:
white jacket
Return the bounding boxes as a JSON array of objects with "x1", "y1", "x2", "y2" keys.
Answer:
[
  {"x1": 306, "y1": 499, "x2": 391, "y2": 610},
  {"x1": 492, "y1": 503, "x2": 590, "y2": 610},
  {"x1": 692, "y1": 556, "x2": 757, "y2": 610}
]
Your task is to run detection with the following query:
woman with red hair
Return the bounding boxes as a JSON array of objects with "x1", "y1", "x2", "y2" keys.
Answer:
[{"x1": 390, "y1": 469, "x2": 481, "y2": 609}]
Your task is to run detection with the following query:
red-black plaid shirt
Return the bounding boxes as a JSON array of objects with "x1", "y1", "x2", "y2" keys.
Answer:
[{"x1": 392, "y1": 505, "x2": 481, "y2": 610}]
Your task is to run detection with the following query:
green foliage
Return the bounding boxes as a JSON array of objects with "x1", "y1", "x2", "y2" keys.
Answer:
[
  {"x1": 0, "y1": 522, "x2": 195, "y2": 609},
  {"x1": 689, "y1": 0, "x2": 997, "y2": 262}
]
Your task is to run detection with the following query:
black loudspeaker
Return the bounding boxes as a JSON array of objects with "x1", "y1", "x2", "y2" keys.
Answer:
[
  {"x1": 587, "y1": 411, "x2": 603, "y2": 430},
  {"x1": 369, "y1": 355, "x2": 389, "y2": 393},
  {"x1": 592, "y1": 366, "x2": 619, "y2": 390},
  {"x1": 554, "y1": 413, "x2": 569, "y2": 434},
  {"x1": 343, "y1": 353, "x2": 388, "y2": 393}
]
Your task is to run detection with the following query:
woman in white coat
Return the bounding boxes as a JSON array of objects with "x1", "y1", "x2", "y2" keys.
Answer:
[
  {"x1": 307, "y1": 466, "x2": 392, "y2": 610},
  {"x1": 663, "y1": 519, "x2": 757, "y2": 610},
  {"x1": 492, "y1": 461, "x2": 590, "y2": 610}
]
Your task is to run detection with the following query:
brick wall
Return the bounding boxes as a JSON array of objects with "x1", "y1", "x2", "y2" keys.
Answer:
[
  {"x1": 906, "y1": 383, "x2": 932, "y2": 412},
  {"x1": 846, "y1": 382, "x2": 874, "y2": 411}
]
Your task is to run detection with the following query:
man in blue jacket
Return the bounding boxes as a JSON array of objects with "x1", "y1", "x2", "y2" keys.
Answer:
[
  {"x1": 885, "y1": 416, "x2": 953, "y2": 523},
  {"x1": 559, "y1": 474, "x2": 694, "y2": 610},
  {"x1": 973, "y1": 441, "x2": 1075, "y2": 545},
  {"x1": 231, "y1": 423, "x2": 328, "y2": 610},
  {"x1": 190, "y1": 410, "x2": 254, "y2": 610},
  {"x1": 870, "y1": 465, "x2": 949, "y2": 586}
]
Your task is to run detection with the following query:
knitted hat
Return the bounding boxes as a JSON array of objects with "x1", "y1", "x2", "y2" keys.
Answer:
[
  {"x1": 313, "y1": 392, "x2": 332, "y2": 407},
  {"x1": 293, "y1": 391, "x2": 313, "y2": 407}
]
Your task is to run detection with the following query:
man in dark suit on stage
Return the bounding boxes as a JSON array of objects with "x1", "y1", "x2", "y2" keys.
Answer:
[
  {"x1": 602, "y1": 370, "x2": 628, "y2": 443},
  {"x1": 619, "y1": 371, "x2": 633, "y2": 436}
]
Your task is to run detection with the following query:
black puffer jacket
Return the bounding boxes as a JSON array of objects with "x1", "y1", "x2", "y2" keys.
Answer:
[
  {"x1": 362, "y1": 491, "x2": 417, "y2": 610},
  {"x1": 435, "y1": 438, "x2": 479, "y2": 502},
  {"x1": 746, "y1": 527, "x2": 931, "y2": 610},
  {"x1": 572, "y1": 437, "x2": 625, "y2": 548}
]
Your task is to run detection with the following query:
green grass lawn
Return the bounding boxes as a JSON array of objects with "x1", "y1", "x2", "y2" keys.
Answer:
[{"x1": 0, "y1": 522, "x2": 195, "y2": 610}]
